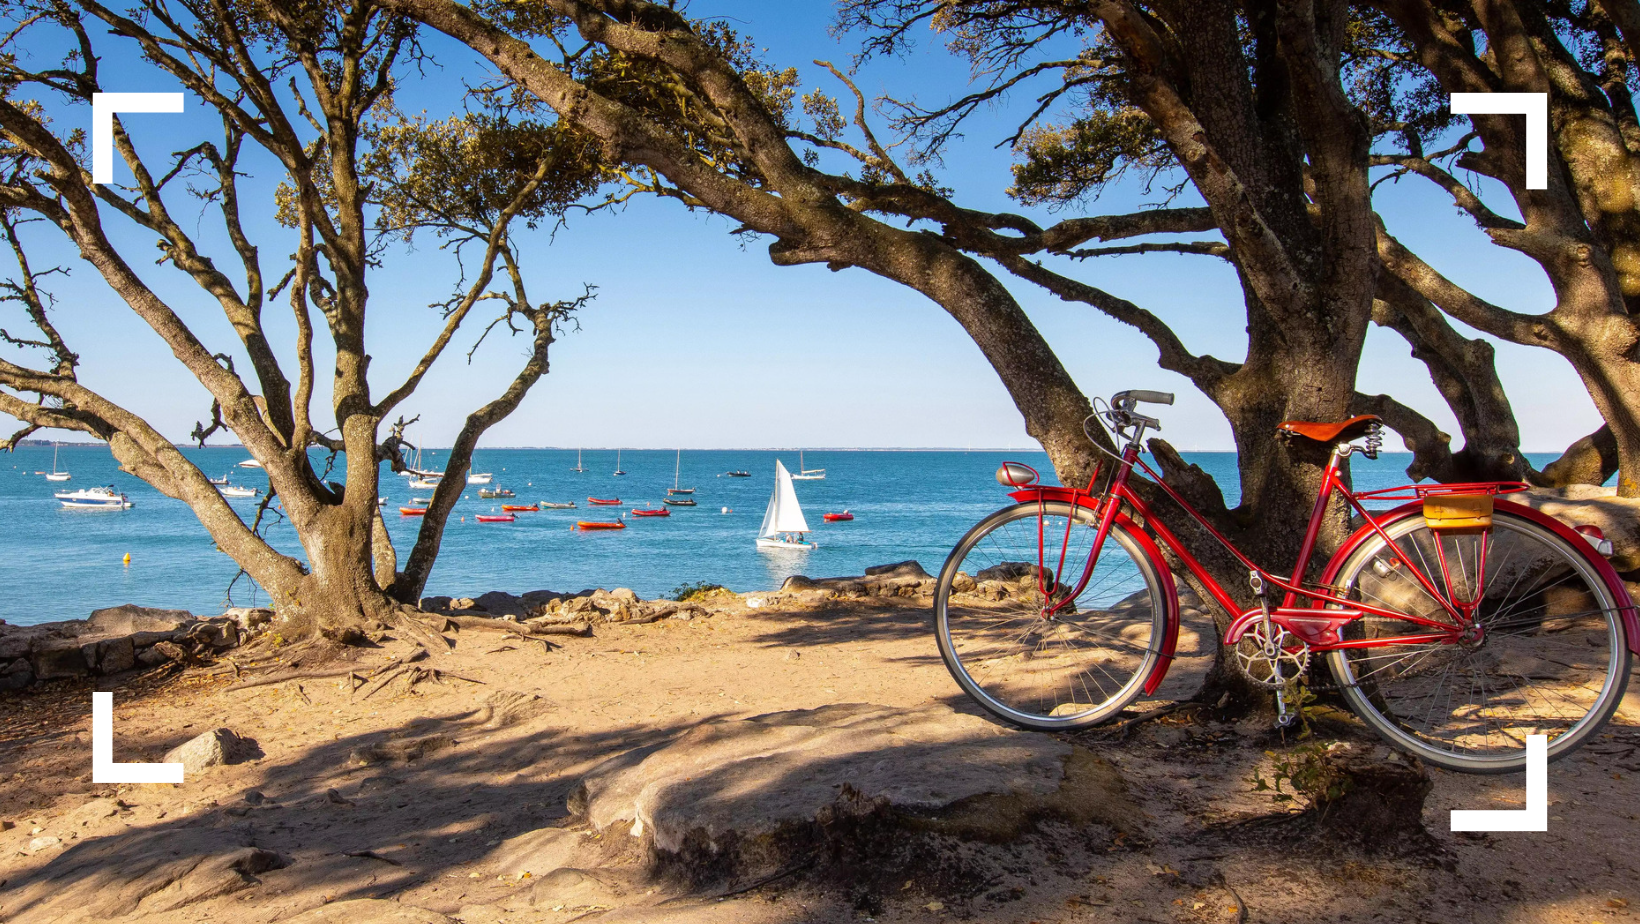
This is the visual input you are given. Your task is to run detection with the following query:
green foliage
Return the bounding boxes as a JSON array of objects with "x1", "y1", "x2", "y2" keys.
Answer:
[
  {"x1": 672, "y1": 581, "x2": 728, "y2": 602},
  {"x1": 360, "y1": 114, "x2": 605, "y2": 240},
  {"x1": 1250, "y1": 741, "x2": 1354, "y2": 809},
  {"x1": 1009, "y1": 108, "x2": 1173, "y2": 207}
]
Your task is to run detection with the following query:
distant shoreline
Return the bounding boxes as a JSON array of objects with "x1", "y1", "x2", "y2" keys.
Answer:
[{"x1": 14, "y1": 441, "x2": 1580, "y2": 454}]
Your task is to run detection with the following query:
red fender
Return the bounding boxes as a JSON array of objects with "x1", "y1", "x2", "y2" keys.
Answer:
[
  {"x1": 1007, "y1": 488, "x2": 1180, "y2": 695},
  {"x1": 1320, "y1": 499, "x2": 1640, "y2": 656}
]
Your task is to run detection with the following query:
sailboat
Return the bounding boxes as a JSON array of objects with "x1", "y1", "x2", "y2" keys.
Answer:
[
  {"x1": 613, "y1": 449, "x2": 625, "y2": 476},
  {"x1": 45, "y1": 442, "x2": 70, "y2": 481},
  {"x1": 757, "y1": 460, "x2": 815, "y2": 550},
  {"x1": 571, "y1": 448, "x2": 586, "y2": 473},
  {"x1": 791, "y1": 450, "x2": 825, "y2": 481},
  {"x1": 668, "y1": 449, "x2": 694, "y2": 495}
]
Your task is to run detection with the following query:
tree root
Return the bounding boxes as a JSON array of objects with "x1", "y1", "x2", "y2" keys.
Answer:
[{"x1": 356, "y1": 662, "x2": 484, "y2": 700}]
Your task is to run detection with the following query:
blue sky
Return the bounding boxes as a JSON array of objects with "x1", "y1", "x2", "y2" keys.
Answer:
[{"x1": 0, "y1": 1, "x2": 1598, "y2": 453}]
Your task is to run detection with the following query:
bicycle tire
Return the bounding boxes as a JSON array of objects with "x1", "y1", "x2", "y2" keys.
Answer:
[
  {"x1": 1326, "y1": 508, "x2": 1630, "y2": 773},
  {"x1": 934, "y1": 500, "x2": 1170, "y2": 730}
]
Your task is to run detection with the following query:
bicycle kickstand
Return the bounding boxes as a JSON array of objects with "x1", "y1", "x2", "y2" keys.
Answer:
[{"x1": 1274, "y1": 688, "x2": 1296, "y2": 728}]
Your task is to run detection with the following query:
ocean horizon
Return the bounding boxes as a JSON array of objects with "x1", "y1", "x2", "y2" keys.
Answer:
[{"x1": 0, "y1": 444, "x2": 1567, "y2": 627}]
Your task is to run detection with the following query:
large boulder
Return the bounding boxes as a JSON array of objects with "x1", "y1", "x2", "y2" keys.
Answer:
[
  {"x1": 0, "y1": 829, "x2": 287, "y2": 923},
  {"x1": 1516, "y1": 487, "x2": 1640, "y2": 571},
  {"x1": 566, "y1": 703, "x2": 1136, "y2": 886},
  {"x1": 81, "y1": 635, "x2": 135, "y2": 675},
  {"x1": 29, "y1": 637, "x2": 88, "y2": 680},
  {"x1": 86, "y1": 604, "x2": 196, "y2": 636}
]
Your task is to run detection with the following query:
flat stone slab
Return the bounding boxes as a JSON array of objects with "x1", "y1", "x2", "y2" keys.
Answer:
[{"x1": 567, "y1": 702, "x2": 1135, "y2": 884}]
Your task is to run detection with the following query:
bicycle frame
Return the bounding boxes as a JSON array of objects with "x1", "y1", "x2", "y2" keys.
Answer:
[{"x1": 1008, "y1": 438, "x2": 1640, "y2": 667}]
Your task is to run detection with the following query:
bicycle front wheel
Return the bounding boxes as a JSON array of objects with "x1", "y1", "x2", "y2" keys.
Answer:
[
  {"x1": 1327, "y1": 508, "x2": 1630, "y2": 773},
  {"x1": 934, "y1": 501, "x2": 1170, "y2": 730}
]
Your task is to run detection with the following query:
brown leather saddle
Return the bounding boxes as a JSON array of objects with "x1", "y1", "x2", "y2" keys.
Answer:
[{"x1": 1276, "y1": 414, "x2": 1381, "y2": 444}]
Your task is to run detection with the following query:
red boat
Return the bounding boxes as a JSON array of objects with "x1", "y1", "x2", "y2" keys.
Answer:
[
  {"x1": 399, "y1": 507, "x2": 428, "y2": 516},
  {"x1": 630, "y1": 507, "x2": 669, "y2": 517},
  {"x1": 501, "y1": 504, "x2": 538, "y2": 512},
  {"x1": 476, "y1": 514, "x2": 516, "y2": 523},
  {"x1": 587, "y1": 497, "x2": 622, "y2": 506},
  {"x1": 577, "y1": 520, "x2": 626, "y2": 530},
  {"x1": 824, "y1": 510, "x2": 854, "y2": 522}
]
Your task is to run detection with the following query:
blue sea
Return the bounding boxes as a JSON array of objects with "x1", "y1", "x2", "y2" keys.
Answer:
[{"x1": 0, "y1": 445, "x2": 1565, "y2": 626}]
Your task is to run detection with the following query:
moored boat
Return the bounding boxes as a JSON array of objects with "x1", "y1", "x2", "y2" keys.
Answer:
[
  {"x1": 206, "y1": 473, "x2": 231, "y2": 486},
  {"x1": 45, "y1": 442, "x2": 70, "y2": 481},
  {"x1": 756, "y1": 461, "x2": 814, "y2": 549},
  {"x1": 476, "y1": 514, "x2": 516, "y2": 523},
  {"x1": 237, "y1": 458, "x2": 263, "y2": 469},
  {"x1": 663, "y1": 497, "x2": 697, "y2": 507},
  {"x1": 669, "y1": 449, "x2": 694, "y2": 496},
  {"x1": 630, "y1": 507, "x2": 669, "y2": 517},
  {"x1": 540, "y1": 501, "x2": 577, "y2": 509},
  {"x1": 577, "y1": 520, "x2": 626, "y2": 530},
  {"x1": 587, "y1": 497, "x2": 622, "y2": 505},
  {"x1": 571, "y1": 448, "x2": 586, "y2": 473},
  {"x1": 399, "y1": 506, "x2": 428, "y2": 516},
  {"x1": 721, "y1": 470, "x2": 750, "y2": 477},
  {"x1": 477, "y1": 488, "x2": 515, "y2": 498},
  {"x1": 501, "y1": 504, "x2": 538, "y2": 512},
  {"x1": 217, "y1": 484, "x2": 258, "y2": 498},
  {"x1": 613, "y1": 448, "x2": 625, "y2": 476},
  {"x1": 467, "y1": 472, "x2": 494, "y2": 484},
  {"x1": 56, "y1": 486, "x2": 133, "y2": 509},
  {"x1": 410, "y1": 477, "x2": 442, "y2": 490},
  {"x1": 823, "y1": 510, "x2": 854, "y2": 522},
  {"x1": 791, "y1": 450, "x2": 825, "y2": 481}
]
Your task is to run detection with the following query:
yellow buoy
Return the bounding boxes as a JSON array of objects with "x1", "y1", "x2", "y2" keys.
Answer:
[{"x1": 122, "y1": 553, "x2": 131, "y2": 566}]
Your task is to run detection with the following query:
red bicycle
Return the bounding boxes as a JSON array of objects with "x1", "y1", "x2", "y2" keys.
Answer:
[{"x1": 934, "y1": 390, "x2": 1638, "y2": 773}]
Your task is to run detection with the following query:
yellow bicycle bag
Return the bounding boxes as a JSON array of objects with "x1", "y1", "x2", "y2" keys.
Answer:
[{"x1": 1423, "y1": 493, "x2": 1493, "y2": 531}]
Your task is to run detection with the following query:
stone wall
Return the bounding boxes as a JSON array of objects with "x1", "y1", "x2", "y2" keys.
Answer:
[{"x1": 0, "y1": 604, "x2": 266, "y2": 690}]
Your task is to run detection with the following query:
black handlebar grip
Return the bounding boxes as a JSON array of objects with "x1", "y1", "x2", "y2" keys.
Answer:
[{"x1": 1127, "y1": 390, "x2": 1175, "y2": 406}]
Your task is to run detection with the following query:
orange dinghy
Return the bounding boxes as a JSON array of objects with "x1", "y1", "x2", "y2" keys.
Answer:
[
  {"x1": 587, "y1": 497, "x2": 622, "y2": 506},
  {"x1": 501, "y1": 504, "x2": 539, "y2": 512},
  {"x1": 629, "y1": 508, "x2": 669, "y2": 517},
  {"x1": 823, "y1": 510, "x2": 854, "y2": 522},
  {"x1": 577, "y1": 520, "x2": 626, "y2": 530},
  {"x1": 399, "y1": 506, "x2": 428, "y2": 516},
  {"x1": 476, "y1": 514, "x2": 516, "y2": 523}
]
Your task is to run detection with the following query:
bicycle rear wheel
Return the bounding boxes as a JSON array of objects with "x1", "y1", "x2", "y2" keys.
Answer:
[
  {"x1": 934, "y1": 501, "x2": 1169, "y2": 730},
  {"x1": 1326, "y1": 508, "x2": 1630, "y2": 773}
]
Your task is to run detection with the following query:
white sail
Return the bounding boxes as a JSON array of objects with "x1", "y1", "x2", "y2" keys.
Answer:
[{"x1": 759, "y1": 460, "x2": 811, "y2": 537}]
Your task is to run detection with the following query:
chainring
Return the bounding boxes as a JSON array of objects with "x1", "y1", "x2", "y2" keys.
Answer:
[{"x1": 1234, "y1": 624, "x2": 1312, "y2": 688}]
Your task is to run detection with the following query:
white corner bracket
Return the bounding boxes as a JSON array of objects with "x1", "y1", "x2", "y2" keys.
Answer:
[
  {"x1": 91, "y1": 92, "x2": 185, "y2": 185},
  {"x1": 1449, "y1": 92, "x2": 1548, "y2": 190},
  {"x1": 92, "y1": 691, "x2": 184, "y2": 784},
  {"x1": 1449, "y1": 734, "x2": 1548, "y2": 832}
]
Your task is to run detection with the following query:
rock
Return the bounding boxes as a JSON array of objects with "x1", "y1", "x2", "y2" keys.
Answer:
[
  {"x1": 1517, "y1": 488, "x2": 1640, "y2": 570},
  {"x1": 163, "y1": 728, "x2": 262, "y2": 775},
  {"x1": 27, "y1": 835, "x2": 62, "y2": 852},
  {"x1": 473, "y1": 591, "x2": 528, "y2": 617},
  {"x1": 86, "y1": 604, "x2": 196, "y2": 636},
  {"x1": 0, "y1": 626, "x2": 45, "y2": 660},
  {"x1": 349, "y1": 734, "x2": 453, "y2": 766},
  {"x1": 864, "y1": 560, "x2": 931, "y2": 579},
  {"x1": 419, "y1": 595, "x2": 454, "y2": 612},
  {"x1": 527, "y1": 867, "x2": 641, "y2": 908},
  {"x1": 609, "y1": 588, "x2": 640, "y2": 605},
  {"x1": 450, "y1": 597, "x2": 479, "y2": 611},
  {"x1": 1, "y1": 830, "x2": 285, "y2": 922},
  {"x1": 221, "y1": 607, "x2": 273, "y2": 631},
  {"x1": 82, "y1": 635, "x2": 135, "y2": 674},
  {"x1": 30, "y1": 637, "x2": 88, "y2": 679},
  {"x1": 280, "y1": 899, "x2": 456, "y2": 924},
  {"x1": 0, "y1": 658, "x2": 33, "y2": 690},
  {"x1": 135, "y1": 646, "x2": 169, "y2": 667},
  {"x1": 567, "y1": 703, "x2": 1137, "y2": 886},
  {"x1": 780, "y1": 575, "x2": 818, "y2": 591},
  {"x1": 128, "y1": 629, "x2": 183, "y2": 647},
  {"x1": 589, "y1": 589, "x2": 633, "y2": 621},
  {"x1": 186, "y1": 619, "x2": 239, "y2": 649}
]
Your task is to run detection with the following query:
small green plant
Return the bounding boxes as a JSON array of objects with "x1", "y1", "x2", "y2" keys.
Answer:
[
  {"x1": 1251, "y1": 741, "x2": 1354, "y2": 808},
  {"x1": 672, "y1": 581, "x2": 728, "y2": 602}
]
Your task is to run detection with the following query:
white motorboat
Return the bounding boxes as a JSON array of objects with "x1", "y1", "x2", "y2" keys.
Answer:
[
  {"x1": 207, "y1": 473, "x2": 231, "y2": 486},
  {"x1": 217, "y1": 484, "x2": 257, "y2": 498},
  {"x1": 791, "y1": 450, "x2": 825, "y2": 480},
  {"x1": 410, "y1": 477, "x2": 441, "y2": 490},
  {"x1": 467, "y1": 472, "x2": 494, "y2": 484},
  {"x1": 56, "y1": 486, "x2": 134, "y2": 509},
  {"x1": 237, "y1": 458, "x2": 263, "y2": 469},
  {"x1": 45, "y1": 442, "x2": 70, "y2": 481},
  {"x1": 756, "y1": 460, "x2": 815, "y2": 550}
]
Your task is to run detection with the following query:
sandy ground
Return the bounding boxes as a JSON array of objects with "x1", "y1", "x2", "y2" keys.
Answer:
[{"x1": 1, "y1": 592, "x2": 1639, "y2": 923}]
